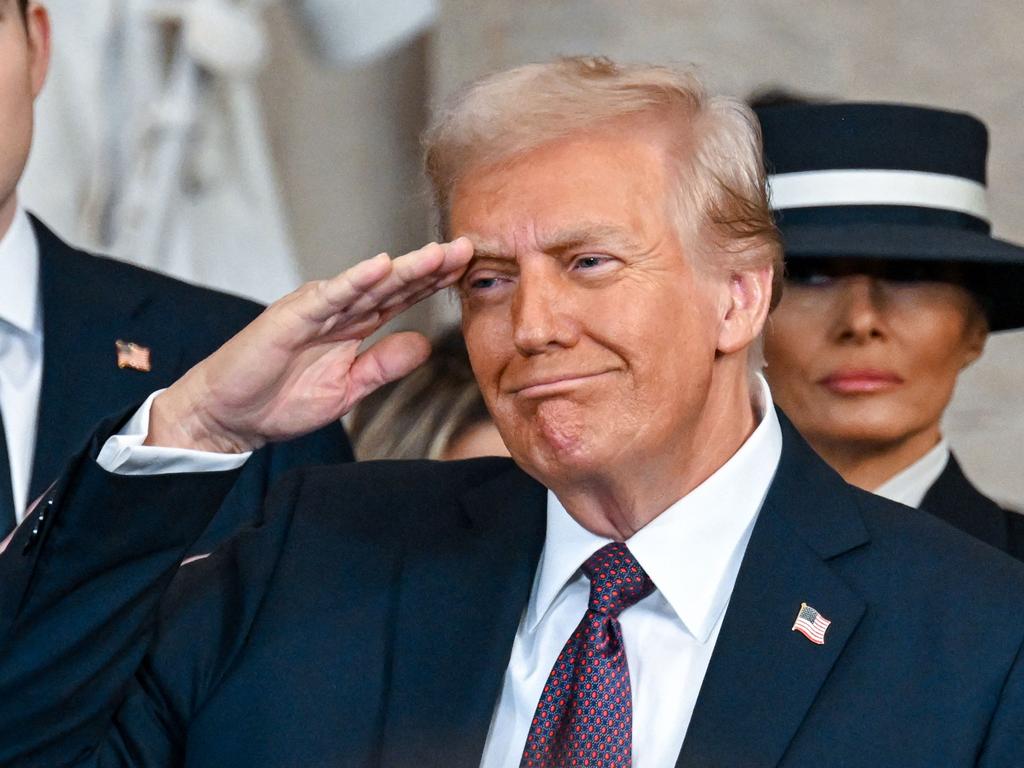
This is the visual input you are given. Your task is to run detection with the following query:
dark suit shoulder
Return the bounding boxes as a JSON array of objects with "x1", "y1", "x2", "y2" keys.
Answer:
[
  {"x1": 171, "y1": 456, "x2": 524, "y2": 590},
  {"x1": 142, "y1": 459, "x2": 527, "y2": 726},
  {"x1": 845, "y1": 485, "x2": 1024, "y2": 615},
  {"x1": 299, "y1": 455, "x2": 519, "y2": 490},
  {"x1": 288, "y1": 456, "x2": 524, "y2": 534},
  {"x1": 40, "y1": 229, "x2": 263, "y2": 327}
]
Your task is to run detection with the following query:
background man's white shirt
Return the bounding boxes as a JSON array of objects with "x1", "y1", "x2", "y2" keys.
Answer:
[{"x1": 0, "y1": 207, "x2": 43, "y2": 520}]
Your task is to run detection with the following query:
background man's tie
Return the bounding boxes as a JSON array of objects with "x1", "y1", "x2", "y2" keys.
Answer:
[
  {"x1": 521, "y1": 542, "x2": 655, "y2": 768},
  {"x1": 0, "y1": 407, "x2": 15, "y2": 537}
]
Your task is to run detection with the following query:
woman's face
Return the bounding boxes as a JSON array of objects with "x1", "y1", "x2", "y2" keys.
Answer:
[{"x1": 763, "y1": 261, "x2": 988, "y2": 454}]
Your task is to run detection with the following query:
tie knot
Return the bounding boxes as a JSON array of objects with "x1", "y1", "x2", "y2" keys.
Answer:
[{"x1": 581, "y1": 542, "x2": 654, "y2": 618}]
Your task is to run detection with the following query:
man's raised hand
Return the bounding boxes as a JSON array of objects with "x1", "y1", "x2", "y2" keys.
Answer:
[{"x1": 145, "y1": 238, "x2": 474, "y2": 453}]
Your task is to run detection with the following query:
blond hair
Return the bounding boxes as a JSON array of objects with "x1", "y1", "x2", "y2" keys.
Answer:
[
  {"x1": 422, "y1": 56, "x2": 782, "y2": 309},
  {"x1": 349, "y1": 328, "x2": 494, "y2": 460}
]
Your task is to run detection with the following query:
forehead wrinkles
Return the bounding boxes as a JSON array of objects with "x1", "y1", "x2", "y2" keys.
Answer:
[
  {"x1": 462, "y1": 219, "x2": 541, "y2": 262},
  {"x1": 469, "y1": 219, "x2": 651, "y2": 263}
]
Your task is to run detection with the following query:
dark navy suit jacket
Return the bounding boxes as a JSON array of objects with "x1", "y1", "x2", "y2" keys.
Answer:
[
  {"x1": 921, "y1": 455, "x2": 1024, "y2": 560},
  {"x1": 27, "y1": 216, "x2": 353, "y2": 552},
  {"x1": 1, "y1": 415, "x2": 1024, "y2": 766}
]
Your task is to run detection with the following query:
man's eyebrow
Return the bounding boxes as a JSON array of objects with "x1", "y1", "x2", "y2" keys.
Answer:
[
  {"x1": 460, "y1": 236, "x2": 515, "y2": 264},
  {"x1": 460, "y1": 223, "x2": 642, "y2": 264},
  {"x1": 537, "y1": 224, "x2": 643, "y2": 253},
  {"x1": 469, "y1": 247, "x2": 514, "y2": 263}
]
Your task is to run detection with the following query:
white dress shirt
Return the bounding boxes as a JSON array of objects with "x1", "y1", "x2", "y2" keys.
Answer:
[
  {"x1": 0, "y1": 207, "x2": 43, "y2": 521},
  {"x1": 872, "y1": 439, "x2": 950, "y2": 509},
  {"x1": 97, "y1": 391, "x2": 253, "y2": 476},
  {"x1": 479, "y1": 377, "x2": 782, "y2": 767},
  {"x1": 95, "y1": 376, "x2": 782, "y2": 766}
]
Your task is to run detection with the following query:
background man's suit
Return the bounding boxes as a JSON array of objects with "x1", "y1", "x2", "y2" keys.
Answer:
[
  {"x1": 25, "y1": 217, "x2": 353, "y2": 551},
  {"x1": 1, "y1": 415, "x2": 1023, "y2": 766}
]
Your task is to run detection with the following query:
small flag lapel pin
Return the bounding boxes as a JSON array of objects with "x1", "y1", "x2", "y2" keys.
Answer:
[
  {"x1": 115, "y1": 340, "x2": 152, "y2": 372},
  {"x1": 792, "y1": 602, "x2": 831, "y2": 645}
]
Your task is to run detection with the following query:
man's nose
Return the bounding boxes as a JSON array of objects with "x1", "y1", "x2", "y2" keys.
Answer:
[
  {"x1": 831, "y1": 275, "x2": 887, "y2": 343},
  {"x1": 511, "y1": 270, "x2": 579, "y2": 355}
]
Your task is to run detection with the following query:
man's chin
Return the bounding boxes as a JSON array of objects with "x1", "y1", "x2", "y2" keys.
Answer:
[
  {"x1": 501, "y1": 399, "x2": 616, "y2": 480},
  {"x1": 511, "y1": 434, "x2": 614, "y2": 490}
]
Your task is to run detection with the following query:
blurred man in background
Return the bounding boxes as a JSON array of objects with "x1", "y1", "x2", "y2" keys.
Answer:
[{"x1": 0, "y1": 0, "x2": 351, "y2": 548}]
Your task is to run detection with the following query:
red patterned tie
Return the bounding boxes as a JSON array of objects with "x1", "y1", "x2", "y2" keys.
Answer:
[{"x1": 520, "y1": 542, "x2": 655, "y2": 768}]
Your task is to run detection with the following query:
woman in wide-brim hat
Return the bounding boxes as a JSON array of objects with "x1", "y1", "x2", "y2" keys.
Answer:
[{"x1": 754, "y1": 101, "x2": 1024, "y2": 558}]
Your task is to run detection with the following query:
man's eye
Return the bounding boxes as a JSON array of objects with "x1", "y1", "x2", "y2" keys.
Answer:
[
  {"x1": 572, "y1": 255, "x2": 608, "y2": 270},
  {"x1": 464, "y1": 274, "x2": 510, "y2": 294}
]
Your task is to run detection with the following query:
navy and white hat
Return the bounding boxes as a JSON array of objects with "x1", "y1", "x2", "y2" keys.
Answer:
[{"x1": 754, "y1": 102, "x2": 1024, "y2": 330}]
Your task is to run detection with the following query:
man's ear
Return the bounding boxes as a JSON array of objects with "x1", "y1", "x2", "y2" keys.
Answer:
[
  {"x1": 26, "y1": 3, "x2": 51, "y2": 99},
  {"x1": 717, "y1": 264, "x2": 774, "y2": 356}
]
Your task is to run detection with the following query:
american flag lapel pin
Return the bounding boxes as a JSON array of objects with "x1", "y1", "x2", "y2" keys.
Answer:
[
  {"x1": 115, "y1": 340, "x2": 152, "y2": 372},
  {"x1": 792, "y1": 602, "x2": 831, "y2": 645}
]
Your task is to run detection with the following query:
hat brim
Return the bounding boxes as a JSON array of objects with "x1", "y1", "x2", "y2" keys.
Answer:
[{"x1": 778, "y1": 223, "x2": 1024, "y2": 331}]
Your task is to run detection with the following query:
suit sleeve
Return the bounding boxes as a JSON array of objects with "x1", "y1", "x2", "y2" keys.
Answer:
[
  {"x1": 0, "y1": 420, "x2": 241, "y2": 766},
  {"x1": 186, "y1": 420, "x2": 352, "y2": 556},
  {"x1": 88, "y1": 472, "x2": 302, "y2": 767},
  {"x1": 978, "y1": 634, "x2": 1024, "y2": 766}
]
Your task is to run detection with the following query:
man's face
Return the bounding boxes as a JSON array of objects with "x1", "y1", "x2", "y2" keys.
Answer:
[
  {"x1": 0, "y1": 0, "x2": 49, "y2": 232},
  {"x1": 452, "y1": 128, "x2": 740, "y2": 489},
  {"x1": 763, "y1": 264, "x2": 987, "y2": 454}
]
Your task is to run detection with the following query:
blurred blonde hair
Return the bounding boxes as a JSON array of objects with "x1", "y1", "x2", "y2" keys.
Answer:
[
  {"x1": 422, "y1": 55, "x2": 783, "y2": 310},
  {"x1": 349, "y1": 328, "x2": 496, "y2": 460}
]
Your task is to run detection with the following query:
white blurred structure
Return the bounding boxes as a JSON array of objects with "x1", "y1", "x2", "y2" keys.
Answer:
[{"x1": 19, "y1": 0, "x2": 436, "y2": 303}]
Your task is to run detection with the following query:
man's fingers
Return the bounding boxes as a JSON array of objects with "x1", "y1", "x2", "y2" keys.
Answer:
[
  {"x1": 340, "y1": 241, "x2": 467, "y2": 317},
  {"x1": 260, "y1": 238, "x2": 473, "y2": 352},
  {"x1": 299, "y1": 252, "x2": 396, "y2": 324},
  {"x1": 439, "y1": 236, "x2": 475, "y2": 273},
  {"x1": 372, "y1": 238, "x2": 473, "y2": 313},
  {"x1": 376, "y1": 286, "x2": 446, "y2": 327},
  {"x1": 320, "y1": 238, "x2": 474, "y2": 322},
  {"x1": 345, "y1": 332, "x2": 433, "y2": 405},
  {"x1": 315, "y1": 242, "x2": 443, "y2": 320}
]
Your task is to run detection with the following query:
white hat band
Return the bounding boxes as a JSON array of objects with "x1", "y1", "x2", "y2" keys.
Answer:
[{"x1": 767, "y1": 169, "x2": 990, "y2": 223}]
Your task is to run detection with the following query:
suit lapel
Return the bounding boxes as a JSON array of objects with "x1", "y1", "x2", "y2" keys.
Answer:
[
  {"x1": 30, "y1": 219, "x2": 183, "y2": 498},
  {"x1": 380, "y1": 463, "x2": 547, "y2": 768},
  {"x1": 677, "y1": 414, "x2": 869, "y2": 768},
  {"x1": 920, "y1": 455, "x2": 1009, "y2": 551}
]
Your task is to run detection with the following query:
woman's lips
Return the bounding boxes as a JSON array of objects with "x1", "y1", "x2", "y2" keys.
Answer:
[{"x1": 817, "y1": 369, "x2": 905, "y2": 394}]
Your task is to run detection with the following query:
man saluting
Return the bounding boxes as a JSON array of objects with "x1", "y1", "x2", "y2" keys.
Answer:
[{"x1": 2, "y1": 57, "x2": 1024, "y2": 767}]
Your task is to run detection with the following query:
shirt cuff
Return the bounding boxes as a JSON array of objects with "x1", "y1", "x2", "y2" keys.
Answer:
[{"x1": 96, "y1": 391, "x2": 253, "y2": 475}]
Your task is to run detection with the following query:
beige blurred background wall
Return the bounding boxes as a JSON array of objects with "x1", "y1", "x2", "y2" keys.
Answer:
[{"x1": 261, "y1": 0, "x2": 1024, "y2": 505}]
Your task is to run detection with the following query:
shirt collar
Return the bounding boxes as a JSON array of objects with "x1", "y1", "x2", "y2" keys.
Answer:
[
  {"x1": 528, "y1": 375, "x2": 783, "y2": 642},
  {"x1": 0, "y1": 206, "x2": 41, "y2": 336},
  {"x1": 872, "y1": 439, "x2": 950, "y2": 508}
]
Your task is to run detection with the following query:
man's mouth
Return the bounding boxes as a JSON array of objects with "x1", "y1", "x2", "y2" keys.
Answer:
[{"x1": 510, "y1": 370, "x2": 615, "y2": 398}]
